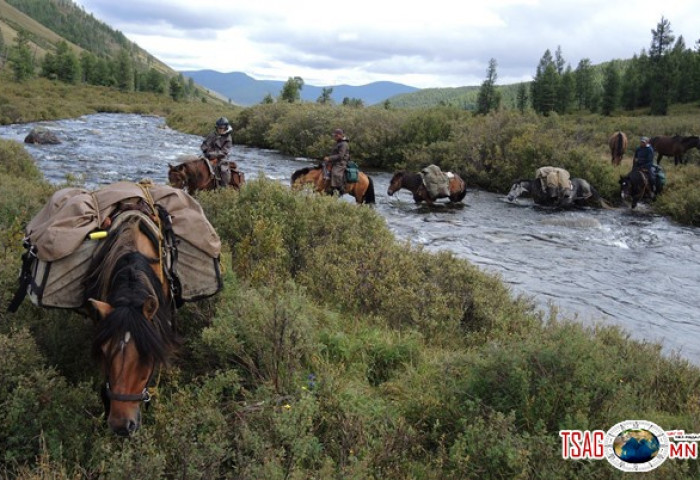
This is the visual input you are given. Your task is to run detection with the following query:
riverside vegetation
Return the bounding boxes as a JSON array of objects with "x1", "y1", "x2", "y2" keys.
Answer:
[{"x1": 1, "y1": 77, "x2": 700, "y2": 478}]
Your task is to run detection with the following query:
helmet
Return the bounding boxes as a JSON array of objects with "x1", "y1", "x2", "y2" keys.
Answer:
[{"x1": 215, "y1": 117, "x2": 229, "y2": 129}]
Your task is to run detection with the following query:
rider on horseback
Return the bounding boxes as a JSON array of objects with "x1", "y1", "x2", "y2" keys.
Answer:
[
  {"x1": 201, "y1": 117, "x2": 233, "y2": 188},
  {"x1": 323, "y1": 128, "x2": 349, "y2": 196},
  {"x1": 632, "y1": 136, "x2": 656, "y2": 197}
]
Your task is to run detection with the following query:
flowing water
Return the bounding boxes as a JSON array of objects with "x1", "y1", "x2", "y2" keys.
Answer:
[{"x1": 2, "y1": 113, "x2": 699, "y2": 365}]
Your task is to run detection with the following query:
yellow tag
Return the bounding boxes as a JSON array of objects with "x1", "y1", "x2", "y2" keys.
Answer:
[{"x1": 88, "y1": 231, "x2": 107, "y2": 240}]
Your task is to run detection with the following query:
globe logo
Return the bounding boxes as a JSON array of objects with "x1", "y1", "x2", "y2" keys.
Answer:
[
  {"x1": 604, "y1": 420, "x2": 670, "y2": 472},
  {"x1": 613, "y1": 429, "x2": 660, "y2": 463}
]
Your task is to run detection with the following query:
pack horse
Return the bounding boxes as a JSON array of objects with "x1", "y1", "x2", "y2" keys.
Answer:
[{"x1": 8, "y1": 181, "x2": 223, "y2": 436}]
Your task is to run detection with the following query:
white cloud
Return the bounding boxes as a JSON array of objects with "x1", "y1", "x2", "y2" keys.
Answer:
[{"x1": 73, "y1": 0, "x2": 700, "y2": 88}]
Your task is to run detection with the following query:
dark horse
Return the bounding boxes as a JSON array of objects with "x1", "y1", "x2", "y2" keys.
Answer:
[
  {"x1": 291, "y1": 164, "x2": 376, "y2": 204},
  {"x1": 506, "y1": 178, "x2": 609, "y2": 208},
  {"x1": 650, "y1": 135, "x2": 700, "y2": 165},
  {"x1": 608, "y1": 131, "x2": 628, "y2": 166},
  {"x1": 387, "y1": 171, "x2": 467, "y2": 204},
  {"x1": 619, "y1": 169, "x2": 655, "y2": 209},
  {"x1": 85, "y1": 211, "x2": 179, "y2": 436},
  {"x1": 168, "y1": 155, "x2": 245, "y2": 195}
]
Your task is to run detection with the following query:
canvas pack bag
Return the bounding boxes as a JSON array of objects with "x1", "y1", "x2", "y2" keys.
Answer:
[
  {"x1": 421, "y1": 164, "x2": 450, "y2": 199},
  {"x1": 8, "y1": 181, "x2": 222, "y2": 312}
]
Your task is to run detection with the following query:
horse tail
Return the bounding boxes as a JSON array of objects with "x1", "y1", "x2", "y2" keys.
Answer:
[
  {"x1": 364, "y1": 176, "x2": 376, "y2": 204},
  {"x1": 616, "y1": 132, "x2": 623, "y2": 157}
]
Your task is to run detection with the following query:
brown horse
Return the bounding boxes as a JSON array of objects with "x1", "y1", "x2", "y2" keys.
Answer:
[
  {"x1": 168, "y1": 155, "x2": 245, "y2": 195},
  {"x1": 387, "y1": 171, "x2": 467, "y2": 204},
  {"x1": 290, "y1": 164, "x2": 376, "y2": 204},
  {"x1": 608, "y1": 131, "x2": 628, "y2": 166},
  {"x1": 85, "y1": 210, "x2": 179, "y2": 436},
  {"x1": 650, "y1": 135, "x2": 700, "y2": 165}
]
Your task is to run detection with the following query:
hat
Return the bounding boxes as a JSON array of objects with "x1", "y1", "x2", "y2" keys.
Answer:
[
  {"x1": 333, "y1": 128, "x2": 344, "y2": 135},
  {"x1": 640, "y1": 136, "x2": 649, "y2": 143}
]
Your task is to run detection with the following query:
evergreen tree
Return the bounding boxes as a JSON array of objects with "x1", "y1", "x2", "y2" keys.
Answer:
[
  {"x1": 556, "y1": 66, "x2": 575, "y2": 114},
  {"x1": 601, "y1": 61, "x2": 621, "y2": 116},
  {"x1": 516, "y1": 83, "x2": 529, "y2": 113},
  {"x1": 261, "y1": 93, "x2": 274, "y2": 104},
  {"x1": 649, "y1": 16, "x2": 675, "y2": 115},
  {"x1": 9, "y1": 29, "x2": 35, "y2": 82},
  {"x1": 169, "y1": 76, "x2": 185, "y2": 101},
  {"x1": 531, "y1": 49, "x2": 559, "y2": 114},
  {"x1": 115, "y1": 49, "x2": 134, "y2": 92},
  {"x1": 279, "y1": 76, "x2": 304, "y2": 103},
  {"x1": 554, "y1": 45, "x2": 566, "y2": 75},
  {"x1": 476, "y1": 58, "x2": 501, "y2": 114},
  {"x1": 55, "y1": 41, "x2": 80, "y2": 84},
  {"x1": 574, "y1": 59, "x2": 595, "y2": 111}
]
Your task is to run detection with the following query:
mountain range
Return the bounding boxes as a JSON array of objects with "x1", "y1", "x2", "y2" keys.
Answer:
[{"x1": 180, "y1": 70, "x2": 421, "y2": 107}]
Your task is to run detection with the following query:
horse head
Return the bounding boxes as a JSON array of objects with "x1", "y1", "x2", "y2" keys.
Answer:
[
  {"x1": 168, "y1": 164, "x2": 187, "y2": 190},
  {"x1": 86, "y1": 218, "x2": 178, "y2": 436},
  {"x1": 506, "y1": 180, "x2": 529, "y2": 202},
  {"x1": 387, "y1": 171, "x2": 405, "y2": 196}
]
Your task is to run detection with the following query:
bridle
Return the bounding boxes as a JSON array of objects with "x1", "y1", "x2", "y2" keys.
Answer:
[{"x1": 103, "y1": 337, "x2": 157, "y2": 404}]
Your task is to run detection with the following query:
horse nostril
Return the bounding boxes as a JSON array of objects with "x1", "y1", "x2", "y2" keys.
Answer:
[{"x1": 127, "y1": 419, "x2": 139, "y2": 434}]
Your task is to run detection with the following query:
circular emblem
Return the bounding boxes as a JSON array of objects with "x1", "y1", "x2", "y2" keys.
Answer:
[{"x1": 603, "y1": 420, "x2": 669, "y2": 472}]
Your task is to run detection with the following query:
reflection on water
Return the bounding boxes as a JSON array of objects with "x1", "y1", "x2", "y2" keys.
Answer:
[{"x1": 1, "y1": 113, "x2": 699, "y2": 365}]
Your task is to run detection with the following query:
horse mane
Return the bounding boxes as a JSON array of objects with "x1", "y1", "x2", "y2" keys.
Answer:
[
  {"x1": 291, "y1": 165, "x2": 322, "y2": 183},
  {"x1": 85, "y1": 219, "x2": 179, "y2": 367}
]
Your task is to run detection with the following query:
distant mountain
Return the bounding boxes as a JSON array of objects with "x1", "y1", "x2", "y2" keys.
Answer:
[{"x1": 180, "y1": 70, "x2": 420, "y2": 106}]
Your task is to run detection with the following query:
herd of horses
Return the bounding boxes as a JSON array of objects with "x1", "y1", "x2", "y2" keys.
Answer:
[{"x1": 166, "y1": 141, "x2": 694, "y2": 211}]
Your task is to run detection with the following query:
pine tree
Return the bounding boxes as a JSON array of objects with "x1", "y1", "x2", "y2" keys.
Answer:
[
  {"x1": 574, "y1": 59, "x2": 595, "y2": 111},
  {"x1": 649, "y1": 16, "x2": 675, "y2": 115},
  {"x1": 476, "y1": 58, "x2": 501, "y2": 114},
  {"x1": 601, "y1": 61, "x2": 621, "y2": 115},
  {"x1": 516, "y1": 83, "x2": 529, "y2": 113},
  {"x1": 9, "y1": 29, "x2": 35, "y2": 82}
]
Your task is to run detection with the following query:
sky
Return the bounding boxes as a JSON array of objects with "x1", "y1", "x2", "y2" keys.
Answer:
[{"x1": 71, "y1": 0, "x2": 699, "y2": 89}]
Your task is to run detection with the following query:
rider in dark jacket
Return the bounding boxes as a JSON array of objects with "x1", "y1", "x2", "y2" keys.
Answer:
[
  {"x1": 632, "y1": 136, "x2": 656, "y2": 194},
  {"x1": 201, "y1": 117, "x2": 233, "y2": 187},
  {"x1": 323, "y1": 128, "x2": 349, "y2": 195}
]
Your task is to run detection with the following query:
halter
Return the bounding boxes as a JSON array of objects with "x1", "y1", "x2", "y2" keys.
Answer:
[{"x1": 103, "y1": 336, "x2": 159, "y2": 404}]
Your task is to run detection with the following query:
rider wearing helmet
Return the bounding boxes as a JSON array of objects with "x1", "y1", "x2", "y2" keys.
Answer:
[{"x1": 201, "y1": 117, "x2": 233, "y2": 187}]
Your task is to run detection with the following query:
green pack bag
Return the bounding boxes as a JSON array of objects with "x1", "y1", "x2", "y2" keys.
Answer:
[{"x1": 345, "y1": 161, "x2": 359, "y2": 183}]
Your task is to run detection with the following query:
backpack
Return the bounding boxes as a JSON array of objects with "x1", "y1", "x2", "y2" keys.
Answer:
[{"x1": 345, "y1": 161, "x2": 359, "y2": 183}]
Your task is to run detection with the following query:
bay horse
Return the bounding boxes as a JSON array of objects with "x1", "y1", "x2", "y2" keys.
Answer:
[
  {"x1": 168, "y1": 155, "x2": 244, "y2": 195},
  {"x1": 650, "y1": 135, "x2": 700, "y2": 165},
  {"x1": 506, "y1": 178, "x2": 609, "y2": 208},
  {"x1": 387, "y1": 171, "x2": 467, "y2": 204},
  {"x1": 290, "y1": 164, "x2": 376, "y2": 204},
  {"x1": 608, "y1": 131, "x2": 628, "y2": 166},
  {"x1": 85, "y1": 210, "x2": 179, "y2": 436},
  {"x1": 619, "y1": 169, "x2": 654, "y2": 209}
]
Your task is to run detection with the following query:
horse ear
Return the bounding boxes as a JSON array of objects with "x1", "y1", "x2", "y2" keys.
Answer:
[
  {"x1": 88, "y1": 298, "x2": 113, "y2": 319},
  {"x1": 142, "y1": 296, "x2": 159, "y2": 321}
]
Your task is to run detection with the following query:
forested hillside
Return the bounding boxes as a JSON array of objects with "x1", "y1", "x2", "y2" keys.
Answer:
[{"x1": 3, "y1": 0, "x2": 170, "y2": 72}]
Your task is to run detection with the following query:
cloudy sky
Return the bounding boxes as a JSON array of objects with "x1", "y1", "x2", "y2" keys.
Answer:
[{"x1": 72, "y1": 0, "x2": 698, "y2": 89}]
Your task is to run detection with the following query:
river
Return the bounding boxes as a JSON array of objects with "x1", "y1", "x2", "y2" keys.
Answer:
[{"x1": 1, "y1": 113, "x2": 699, "y2": 365}]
